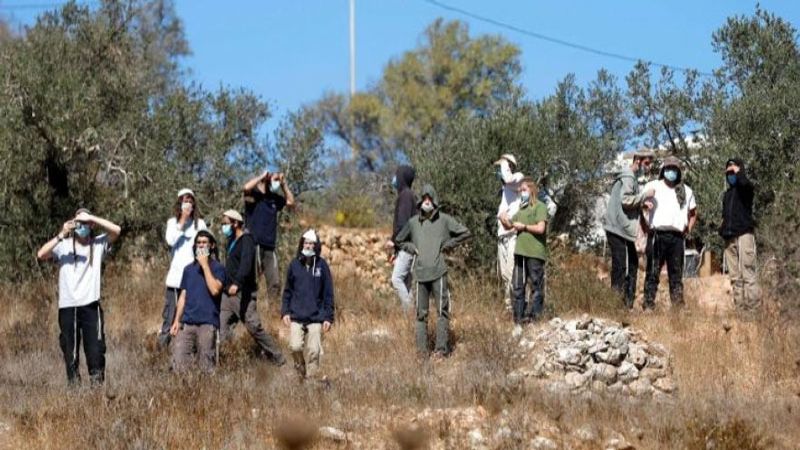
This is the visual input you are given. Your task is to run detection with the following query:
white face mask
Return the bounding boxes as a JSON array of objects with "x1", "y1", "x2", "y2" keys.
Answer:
[
  {"x1": 181, "y1": 202, "x2": 193, "y2": 213},
  {"x1": 520, "y1": 192, "x2": 530, "y2": 203},
  {"x1": 270, "y1": 180, "x2": 281, "y2": 193},
  {"x1": 421, "y1": 202, "x2": 434, "y2": 213},
  {"x1": 301, "y1": 248, "x2": 315, "y2": 257},
  {"x1": 195, "y1": 247, "x2": 210, "y2": 258}
]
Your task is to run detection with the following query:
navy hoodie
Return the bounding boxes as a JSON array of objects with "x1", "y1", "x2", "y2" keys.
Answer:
[{"x1": 281, "y1": 239, "x2": 335, "y2": 324}]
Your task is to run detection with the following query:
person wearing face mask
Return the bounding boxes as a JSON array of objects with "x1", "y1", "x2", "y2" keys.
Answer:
[
  {"x1": 395, "y1": 185, "x2": 471, "y2": 358},
  {"x1": 720, "y1": 158, "x2": 759, "y2": 313},
  {"x1": 219, "y1": 210, "x2": 286, "y2": 366},
  {"x1": 36, "y1": 208, "x2": 121, "y2": 385},
  {"x1": 494, "y1": 154, "x2": 525, "y2": 312},
  {"x1": 385, "y1": 165, "x2": 417, "y2": 311},
  {"x1": 603, "y1": 151, "x2": 655, "y2": 308},
  {"x1": 499, "y1": 178, "x2": 549, "y2": 324},
  {"x1": 281, "y1": 229, "x2": 335, "y2": 380},
  {"x1": 160, "y1": 188, "x2": 208, "y2": 348},
  {"x1": 243, "y1": 170, "x2": 295, "y2": 305},
  {"x1": 641, "y1": 156, "x2": 698, "y2": 309},
  {"x1": 169, "y1": 231, "x2": 226, "y2": 373}
]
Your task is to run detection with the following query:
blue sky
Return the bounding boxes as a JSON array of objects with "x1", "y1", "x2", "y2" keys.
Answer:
[{"x1": 4, "y1": 1, "x2": 800, "y2": 131}]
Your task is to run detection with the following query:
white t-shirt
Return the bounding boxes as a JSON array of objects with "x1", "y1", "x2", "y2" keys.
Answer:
[
  {"x1": 52, "y1": 234, "x2": 110, "y2": 308},
  {"x1": 643, "y1": 180, "x2": 696, "y2": 232},
  {"x1": 496, "y1": 165, "x2": 524, "y2": 237},
  {"x1": 165, "y1": 217, "x2": 208, "y2": 288}
]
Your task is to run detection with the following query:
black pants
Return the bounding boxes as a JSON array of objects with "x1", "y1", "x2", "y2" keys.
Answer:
[
  {"x1": 58, "y1": 301, "x2": 106, "y2": 385},
  {"x1": 643, "y1": 230, "x2": 685, "y2": 309},
  {"x1": 512, "y1": 255, "x2": 545, "y2": 324},
  {"x1": 606, "y1": 231, "x2": 639, "y2": 308}
]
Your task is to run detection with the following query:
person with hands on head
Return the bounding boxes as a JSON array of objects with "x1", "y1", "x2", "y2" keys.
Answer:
[
  {"x1": 499, "y1": 178, "x2": 549, "y2": 324},
  {"x1": 280, "y1": 229, "x2": 335, "y2": 381},
  {"x1": 36, "y1": 208, "x2": 121, "y2": 385},
  {"x1": 169, "y1": 230, "x2": 226, "y2": 373},
  {"x1": 243, "y1": 170, "x2": 295, "y2": 304},
  {"x1": 219, "y1": 209, "x2": 286, "y2": 366},
  {"x1": 720, "y1": 158, "x2": 760, "y2": 313},
  {"x1": 603, "y1": 151, "x2": 655, "y2": 309},
  {"x1": 395, "y1": 184, "x2": 471, "y2": 358},
  {"x1": 641, "y1": 156, "x2": 698, "y2": 310},
  {"x1": 160, "y1": 188, "x2": 207, "y2": 348},
  {"x1": 494, "y1": 154, "x2": 525, "y2": 312}
]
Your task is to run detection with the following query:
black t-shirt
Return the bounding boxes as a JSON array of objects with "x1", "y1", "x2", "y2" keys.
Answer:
[{"x1": 244, "y1": 189, "x2": 286, "y2": 249}]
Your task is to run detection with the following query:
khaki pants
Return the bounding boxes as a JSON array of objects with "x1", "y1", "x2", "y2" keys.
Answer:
[
  {"x1": 725, "y1": 233, "x2": 760, "y2": 311},
  {"x1": 289, "y1": 322, "x2": 322, "y2": 379},
  {"x1": 172, "y1": 324, "x2": 218, "y2": 373},
  {"x1": 497, "y1": 235, "x2": 516, "y2": 306}
]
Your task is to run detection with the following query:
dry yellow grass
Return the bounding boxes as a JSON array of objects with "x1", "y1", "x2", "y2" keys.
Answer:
[{"x1": 0, "y1": 252, "x2": 798, "y2": 449}]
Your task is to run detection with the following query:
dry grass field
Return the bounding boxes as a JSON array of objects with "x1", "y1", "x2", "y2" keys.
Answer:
[{"x1": 0, "y1": 247, "x2": 798, "y2": 449}]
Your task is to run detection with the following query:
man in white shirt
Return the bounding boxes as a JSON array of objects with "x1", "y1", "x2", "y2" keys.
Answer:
[
  {"x1": 641, "y1": 156, "x2": 697, "y2": 309},
  {"x1": 36, "y1": 208, "x2": 121, "y2": 385},
  {"x1": 494, "y1": 153, "x2": 524, "y2": 310}
]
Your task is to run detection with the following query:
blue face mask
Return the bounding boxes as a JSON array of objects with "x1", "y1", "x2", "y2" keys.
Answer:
[
  {"x1": 391, "y1": 176, "x2": 398, "y2": 190},
  {"x1": 726, "y1": 174, "x2": 737, "y2": 186},
  {"x1": 520, "y1": 192, "x2": 530, "y2": 203},
  {"x1": 75, "y1": 224, "x2": 90, "y2": 238},
  {"x1": 663, "y1": 169, "x2": 679, "y2": 183},
  {"x1": 221, "y1": 224, "x2": 233, "y2": 238},
  {"x1": 270, "y1": 180, "x2": 281, "y2": 193}
]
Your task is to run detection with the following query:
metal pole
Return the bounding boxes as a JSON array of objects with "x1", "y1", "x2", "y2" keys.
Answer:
[{"x1": 349, "y1": 0, "x2": 356, "y2": 159}]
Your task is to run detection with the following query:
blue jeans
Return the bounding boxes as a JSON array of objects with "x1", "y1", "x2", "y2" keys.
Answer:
[{"x1": 391, "y1": 250, "x2": 414, "y2": 310}]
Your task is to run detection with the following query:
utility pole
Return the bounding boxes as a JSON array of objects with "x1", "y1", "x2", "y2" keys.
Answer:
[{"x1": 349, "y1": 0, "x2": 356, "y2": 159}]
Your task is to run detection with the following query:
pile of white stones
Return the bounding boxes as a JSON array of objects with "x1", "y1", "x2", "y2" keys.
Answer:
[{"x1": 509, "y1": 315, "x2": 676, "y2": 397}]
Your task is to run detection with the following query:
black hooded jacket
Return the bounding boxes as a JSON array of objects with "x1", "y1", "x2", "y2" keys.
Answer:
[
  {"x1": 392, "y1": 166, "x2": 417, "y2": 243},
  {"x1": 720, "y1": 158, "x2": 755, "y2": 239}
]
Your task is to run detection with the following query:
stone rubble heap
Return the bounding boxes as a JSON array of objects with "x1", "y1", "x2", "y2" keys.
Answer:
[
  {"x1": 509, "y1": 315, "x2": 676, "y2": 397},
  {"x1": 317, "y1": 226, "x2": 393, "y2": 295}
]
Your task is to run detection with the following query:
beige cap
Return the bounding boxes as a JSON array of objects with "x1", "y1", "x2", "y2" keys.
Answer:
[
  {"x1": 302, "y1": 229, "x2": 318, "y2": 242},
  {"x1": 222, "y1": 209, "x2": 243, "y2": 223},
  {"x1": 493, "y1": 153, "x2": 518, "y2": 167},
  {"x1": 661, "y1": 156, "x2": 683, "y2": 170},
  {"x1": 177, "y1": 188, "x2": 195, "y2": 198}
]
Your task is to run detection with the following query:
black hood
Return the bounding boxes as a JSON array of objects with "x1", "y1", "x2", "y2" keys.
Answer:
[
  {"x1": 726, "y1": 157, "x2": 746, "y2": 173},
  {"x1": 395, "y1": 165, "x2": 416, "y2": 191}
]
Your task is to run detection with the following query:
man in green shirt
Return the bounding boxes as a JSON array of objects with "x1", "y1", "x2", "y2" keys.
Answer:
[
  {"x1": 500, "y1": 178, "x2": 548, "y2": 324},
  {"x1": 395, "y1": 184, "x2": 471, "y2": 357}
]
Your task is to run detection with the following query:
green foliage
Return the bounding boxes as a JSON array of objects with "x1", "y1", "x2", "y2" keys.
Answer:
[
  {"x1": 269, "y1": 105, "x2": 328, "y2": 197},
  {"x1": 0, "y1": 0, "x2": 269, "y2": 279}
]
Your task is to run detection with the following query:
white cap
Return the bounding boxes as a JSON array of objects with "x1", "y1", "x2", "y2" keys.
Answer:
[
  {"x1": 177, "y1": 188, "x2": 195, "y2": 199},
  {"x1": 222, "y1": 209, "x2": 243, "y2": 223},
  {"x1": 302, "y1": 229, "x2": 318, "y2": 243},
  {"x1": 494, "y1": 153, "x2": 518, "y2": 167}
]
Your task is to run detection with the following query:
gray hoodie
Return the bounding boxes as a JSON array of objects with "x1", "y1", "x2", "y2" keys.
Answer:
[{"x1": 603, "y1": 165, "x2": 647, "y2": 242}]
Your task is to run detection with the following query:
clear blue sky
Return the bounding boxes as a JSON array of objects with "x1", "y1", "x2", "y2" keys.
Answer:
[{"x1": 4, "y1": 1, "x2": 800, "y2": 131}]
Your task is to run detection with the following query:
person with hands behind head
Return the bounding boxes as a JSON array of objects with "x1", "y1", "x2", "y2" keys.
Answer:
[
  {"x1": 160, "y1": 188, "x2": 207, "y2": 348},
  {"x1": 219, "y1": 209, "x2": 286, "y2": 366},
  {"x1": 36, "y1": 208, "x2": 121, "y2": 385},
  {"x1": 244, "y1": 170, "x2": 295, "y2": 305},
  {"x1": 499, "y1": 178, "x2": 548, "y2": 324},
  {"x1": 169, "y1": 230, "x2": 226, "y2": 373},
  {"x1": 281, "y1": 229, "x2": 335, "y2": 381}
]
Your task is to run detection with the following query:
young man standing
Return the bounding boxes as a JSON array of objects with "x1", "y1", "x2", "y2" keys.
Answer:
[
  {"x1": 642, "y1": 157, "x2": 698, "y2": 309},
  {"x1": 281, "y1": 229, "x2": 335, "y2": 380},
  {"x1": 720, "y1": 158, "x2": 760, "y2": 312},
  {"x1": 243, "y1": 171, "x2": 295, "y2": 303},
  {"x1": 500, "y1": 179, "x2": 549, "y2": 323},
  {"x1": 494, "y1": 154, "x2": 524, "y2": 311},
  {"x1": 395, "y1": 185, "x2": 471, "y2": 357},
  {"x1": 219, "y1": 210, "x2": 285, "y2": 366},
  {"x1": 160, "y1": 188, "x2": 207, "y2": 348},
  {"x1": 385, "y1": 165, "x2": 417, "y2": 311},
  {"x1": 170, "y1": 231, "x2": 226, "y2": 373},
  {"x1": 603, "y1": 151, "x2": 654, "y2": 308},
  {"x1": 36, "y1": 209, "x2": 121, "y2": 385}
]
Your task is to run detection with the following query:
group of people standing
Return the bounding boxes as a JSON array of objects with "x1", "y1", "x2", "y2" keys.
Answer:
[
  {"x1": 603, "y1": 151, "x2": 759, "y2": 312},
  {"x1": 36, "y1": 150, "x2": 760, "y2": 385}
]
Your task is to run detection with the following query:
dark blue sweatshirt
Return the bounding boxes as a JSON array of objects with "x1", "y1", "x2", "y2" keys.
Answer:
[{"x1": 281, "y1": 254, "x2": 335, "y2": 324}]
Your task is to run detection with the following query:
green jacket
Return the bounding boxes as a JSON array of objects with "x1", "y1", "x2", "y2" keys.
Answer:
[
  {"x1": 603, "y1": 165, "x2": 646, "y2": 242},
  {"x1": 395, "y1": 184, "x2": 471, "y2": 282}
]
